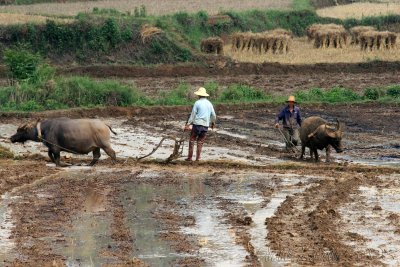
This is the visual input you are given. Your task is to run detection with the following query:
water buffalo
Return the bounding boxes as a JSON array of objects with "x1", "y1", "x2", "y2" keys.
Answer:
[
  {"x1": 300, "y1": 116, "x2": 344, "y2": 162},
  {"x1": 10, "y1": 118, "x2": 117, "y2": 167}
]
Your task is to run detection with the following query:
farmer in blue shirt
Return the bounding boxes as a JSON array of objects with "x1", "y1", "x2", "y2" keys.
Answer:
[
  {"x1": 184, "y1": 87, "x2": 216, "y2": 161},
  {"x1": 275, "y1": 95, "x2": 302, "y2": 151}
]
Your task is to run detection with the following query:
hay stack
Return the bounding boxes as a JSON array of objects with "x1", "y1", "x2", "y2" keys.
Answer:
[
  {"x1": 360, "y1": 30, "x2": 397, "y2": 51},
  {"x1": 201, "y1": 37, "x2": 224, "y2": 55},
  {"x1": 140, "y1": 25, "x2": 163, "y2": 43},
  {"x1": 312, "y1": 25, "x2": 348, "y2": 49},
  {"x1": 230, "y1": 29, "x2": 292, "y2": 54},
  {"x1": 306, "y1": 23, "x2": 345, "y2": 42},
  {"x1": 350, "y1": 26, "x2": 375, "y2": 45}
]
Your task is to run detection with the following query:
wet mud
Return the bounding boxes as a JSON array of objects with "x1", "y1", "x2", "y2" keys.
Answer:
[{"x1": 0, "y1": 102, "x2": 399, "y2": 266}]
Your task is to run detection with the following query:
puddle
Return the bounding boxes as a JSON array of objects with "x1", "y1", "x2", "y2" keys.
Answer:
[
  {"x1": 0, "y1": 193, "x2": 15, "y2": 262},
  {"x1": 221, "y1": 175, "x2": 311, "y2": 266},
  {"x1": 183, "y1": 205, "x2": 249, "y2": 267},
  {"x1": 62, "y1": 212, "x2": 112, "y2": 266},
  {"x1": 121, "y1": 179, "x2": 185, "y2": 266},
  {"x1": 339, "y1": 174, "x2": 400, "y2": 266}
]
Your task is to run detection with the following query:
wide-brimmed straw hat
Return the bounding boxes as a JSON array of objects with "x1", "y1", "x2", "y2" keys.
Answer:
[
  {"x1": 194, "y1": 87, "x2": 209, "y2": 97},
  {"x1": 287, "y1": 95, "x2": 296, "y2": 102}
]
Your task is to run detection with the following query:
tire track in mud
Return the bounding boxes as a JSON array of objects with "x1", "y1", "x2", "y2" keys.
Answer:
[{"x1": 266, "y1": 171, "x2": 384, "y2": 266}]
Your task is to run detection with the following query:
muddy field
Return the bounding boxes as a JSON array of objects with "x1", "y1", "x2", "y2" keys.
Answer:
[{"x1": 0, "y1": 102, "x2": 399, "y2": 266}]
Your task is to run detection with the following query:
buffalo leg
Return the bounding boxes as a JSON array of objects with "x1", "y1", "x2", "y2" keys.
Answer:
[
  {"x1": 89, "y1": 147, "x2": 101, "y2": 166},
  {"x1": 325, "y1": 145, "x2": 331, "y2": 163},
  {"x1": 300, "y1": 145, "x2": 305, "y2": 159},
  {"x1": 103, "y1": 146, "x2": 117, "y2": 164},
  {"x1": 313, "y1": 148, "x2": 319, "y2": 162},
  {"x1": 48, "y1": 151, "x2": 56, "y2": 163},
  {"x1": 53, "y1": 150, "x2": 68, "y2": 167}
]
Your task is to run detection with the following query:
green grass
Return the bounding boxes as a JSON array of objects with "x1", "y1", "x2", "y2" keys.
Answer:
[
  {"x1": 0, "y1": 7, "x2": 399, "y2": 64},
  {"x1": 292, "y1": 0, "x2": 313, "y2": 10},
  {"x1": 1, "y1": 77, "x2": 399, "y2": 112},
  {"x1": 0, "y1": 76, "x2": 150, "y2": 111},
  {"x1": 0, "y1": 145, "x2": 14, "y2": 159}
]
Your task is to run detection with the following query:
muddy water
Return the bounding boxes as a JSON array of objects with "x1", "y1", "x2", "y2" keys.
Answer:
[
  {"x1": 2, "y1": 119, "x2": 399, "y2": 167},
  {"x1": 339, "y1": 174, "x2": 400, "y2": 266},
  {"x1": 120, "y1": 176, "x2": 184, "y2": 266},
  {"x1": 4, "y1": 169, "x2": 318, "y2": 266}
]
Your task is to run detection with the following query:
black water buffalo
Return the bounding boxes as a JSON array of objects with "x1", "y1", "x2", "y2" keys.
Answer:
[
  {"x1": 300, "y1": 116, "x2": 344, "y2": 162},
  {"x1": 10, "y1": 118, "x2": 117, "y2": 167}
]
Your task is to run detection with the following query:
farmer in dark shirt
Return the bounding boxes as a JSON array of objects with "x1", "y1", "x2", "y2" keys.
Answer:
[{"x1": 275, "y1": 95, "x2": 302, "y2": 151}]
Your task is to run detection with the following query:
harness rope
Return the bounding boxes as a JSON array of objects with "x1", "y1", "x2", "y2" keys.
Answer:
[{"x1": 36, "y1": 122, "x2": 79, "y2": 154}]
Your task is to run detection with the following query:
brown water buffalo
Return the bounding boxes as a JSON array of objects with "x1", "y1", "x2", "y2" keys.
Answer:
[
  {"x1": 10, "y1": 118, "x2": 117, "y2": 167},
  {"x1": 300, "y1": 116, "x2": 344, "y2": 162}
]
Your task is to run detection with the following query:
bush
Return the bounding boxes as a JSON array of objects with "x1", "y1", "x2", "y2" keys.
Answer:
[
  {"x1": 3, "y1": 47, "x2": 42, "y2": 81},
  {"x1": 295, "y1": 87, "x2": 361, "y2": 103},
  {"x1": 102, "y1": 18, "x2": 122, "y2": 48},
  {"x1": 364, "y1": 87, "x2": 384, "y2": 100},
  {"x1": 174, "y1": 12, "x2": 192, "y2": 28},
  {"x1": 157, "y1": 83, "x2": 192, "y2": 105},
  {"x1": 219, "y1": 84, "x2": 270, "y2": 102},
  {"x1": 387, "y1": 86, "x2": 400, "y2": 98},
  {"x1": 204, "y1": 81, "x2": 219, "y2": 100}
]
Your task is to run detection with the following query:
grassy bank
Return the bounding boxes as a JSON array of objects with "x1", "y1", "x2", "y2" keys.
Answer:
[
  {"x1": 0, "y1": 7, "x2": 399, "y2": 64},
  {"x1": 0, "y1": 76, "x2": 399, "y2": 112}
]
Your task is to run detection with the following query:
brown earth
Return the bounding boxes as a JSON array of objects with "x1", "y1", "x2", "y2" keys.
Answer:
[{"x1": 0, "y1": 93, "x2": 399, "y2": 266}]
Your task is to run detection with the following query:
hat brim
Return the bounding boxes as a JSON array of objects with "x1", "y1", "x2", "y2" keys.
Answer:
[
  {"x1": 286, "y1": 100, "x2": 296, "y2": 102},
  {"x1": 194, "y1": 92, "x2": 209, "y2": 97}
]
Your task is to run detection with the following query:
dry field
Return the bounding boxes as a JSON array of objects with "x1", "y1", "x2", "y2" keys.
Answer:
[
  {"x1": 0, "y1": 0, "x2": 291, "y2": 16},
  {"x1": 0, "y1": 12, "x2": 71, "y2": 24},
  {"x1": 317, "y1": 2, "x2": 400, "y2": 19},
  {"x1": 224, "y1": 37, "x2": 400, "y2": 64}
]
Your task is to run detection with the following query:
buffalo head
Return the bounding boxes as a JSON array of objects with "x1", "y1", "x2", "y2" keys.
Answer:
[
  {"x1": 325, "y1": 119, "x2": 344, "y2": 153},
  {"x1": 10, "y1": 119, "x2": 40, "y2": 144}
]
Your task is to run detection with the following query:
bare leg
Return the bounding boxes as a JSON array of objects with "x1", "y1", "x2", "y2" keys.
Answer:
[{"x1": 89, "y1": 147, "x2": 101, "y2": 166}]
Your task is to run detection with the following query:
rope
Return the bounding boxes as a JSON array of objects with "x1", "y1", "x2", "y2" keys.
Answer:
[
  {"x1": 36, "y1": 122, "x2": 79, "y2": 154},
  {"x1": 38, "y1": 136, "x2": 79, "y2": 154}
]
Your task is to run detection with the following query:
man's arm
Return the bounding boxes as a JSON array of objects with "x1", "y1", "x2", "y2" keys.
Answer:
[
  {"x1": 297, "y1": 108, "x2": 302, "y2": 127},
  {"x1": 187, "y1": 102, "x2": 198, "y2": 125},
  {"x1": 210, "y1": 104, "x2": 216, "y2": 129},
  {"x1": 275, "y1": 108, "x2": 284, "y2": 124}
]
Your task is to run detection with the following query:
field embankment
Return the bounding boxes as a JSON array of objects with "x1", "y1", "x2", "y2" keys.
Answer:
[{"x1": 0, "y1": 9, "x2": 399, "y2": 65}]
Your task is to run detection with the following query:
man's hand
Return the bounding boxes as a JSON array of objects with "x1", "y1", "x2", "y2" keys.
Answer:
[
  {"x1": 275, "y1": 123, "x2": 280, "y2": 129},
  {"x1": 184, "y1": 124, "x2": 191, "y2": 132},
  {"x1": 211, "y1": 122, "x2": 215, "y2": 130}
]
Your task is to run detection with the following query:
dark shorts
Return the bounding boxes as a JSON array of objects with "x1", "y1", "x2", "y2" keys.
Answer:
[
  {"x1": 192, "y1": 125, "x2": 208, "y2": 136},
  {"x1": 190, "y1": 125, "x2": 208, "y2": 142}
]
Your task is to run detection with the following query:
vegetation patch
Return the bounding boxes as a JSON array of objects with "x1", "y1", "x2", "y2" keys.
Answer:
[{"x1": 0, "y1": 145, "x2": 14, "y2": 159}]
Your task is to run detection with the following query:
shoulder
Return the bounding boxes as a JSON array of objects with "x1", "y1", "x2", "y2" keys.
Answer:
[{"x1": 295, "y1": 106, "x2": 301, "y2": 111}]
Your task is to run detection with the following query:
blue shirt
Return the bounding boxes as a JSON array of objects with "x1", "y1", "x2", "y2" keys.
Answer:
[
  {"x1": 187, "y1": 98, "x2": 216, "y2": 127},
  {"x1": 275, "y1": 105, "x2": 302, "y2": 129}
]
